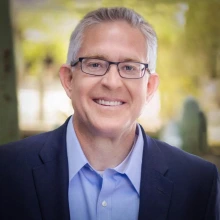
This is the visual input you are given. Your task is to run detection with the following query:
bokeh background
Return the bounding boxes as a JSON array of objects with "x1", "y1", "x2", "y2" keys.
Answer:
[{"x1": 1, "y1": 0, "x2": 220, "y2": 168}]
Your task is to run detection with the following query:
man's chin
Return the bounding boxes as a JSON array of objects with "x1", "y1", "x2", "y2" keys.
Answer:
[{"x1": 90, "y1": 121, "x2": 135, "y2": 139}]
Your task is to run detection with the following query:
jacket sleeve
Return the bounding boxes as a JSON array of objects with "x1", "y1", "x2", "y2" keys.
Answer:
[{"x1": 205, "y1": 165, "x2": 220, "y2": 220}]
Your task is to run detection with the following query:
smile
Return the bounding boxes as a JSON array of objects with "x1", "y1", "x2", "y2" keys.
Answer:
[{"x1": 94, "y1": 99, "x2": 124, "y2": 106}]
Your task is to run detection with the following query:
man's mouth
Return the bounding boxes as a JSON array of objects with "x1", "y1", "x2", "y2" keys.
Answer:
[{"x1": 94, "y1": 99, "x2": 124, "y2": 106}]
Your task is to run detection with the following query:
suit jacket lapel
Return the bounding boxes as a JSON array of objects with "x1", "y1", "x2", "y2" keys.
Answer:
[
  {"x1": 138, "y1": 126, "x2": 173, "y2": 220},
  {"x1": 32, "y1": 120, "x2": 70, "y2": 220}
]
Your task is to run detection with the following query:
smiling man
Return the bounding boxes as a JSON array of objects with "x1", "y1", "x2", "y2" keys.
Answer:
[{"x1": 0, "y1": 7, "x2": 219, "y2": 220}]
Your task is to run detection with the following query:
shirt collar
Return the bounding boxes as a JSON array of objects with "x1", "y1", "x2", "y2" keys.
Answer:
[
  {"x1": 114, "y1": 124, "x2": 144, "y2": 195},
  {"x1": 66, "y1": 116, "x2": 144, "y2": 194},
  {"x1": 66, "y1": 116, "x2": 88, "y2": 181}
]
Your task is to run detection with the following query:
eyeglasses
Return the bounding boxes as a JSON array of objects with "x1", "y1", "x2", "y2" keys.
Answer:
[{"x1": 71, "y1": 57, "x2": 150, "y2": 79}]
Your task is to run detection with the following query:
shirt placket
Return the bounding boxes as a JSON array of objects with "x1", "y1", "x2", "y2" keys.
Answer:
[{"x1": 97, "y1": 170, "x2": 115, "y2": 220}]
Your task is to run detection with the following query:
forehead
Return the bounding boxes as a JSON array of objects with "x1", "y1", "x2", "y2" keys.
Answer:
[{"x1": 78, "y1": 21, "x2": 147, "y2": 62}]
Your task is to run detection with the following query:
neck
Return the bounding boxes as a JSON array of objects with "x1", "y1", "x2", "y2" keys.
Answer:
[{"x1": 73, "y1": 119, "x2": 137, "y2": 171}]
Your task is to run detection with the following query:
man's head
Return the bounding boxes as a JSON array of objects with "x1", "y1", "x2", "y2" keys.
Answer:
[
  {"x1": 66, "y1": 7, "x2": 157, "y2": 73},
  {"x1": 60, "y1": 7, "x2": 159, "y2": 138}
]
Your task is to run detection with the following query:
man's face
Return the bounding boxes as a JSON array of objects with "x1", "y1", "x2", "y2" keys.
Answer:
[{"x1": 60, "y1": 21, "x2": 158, "y2": 138}]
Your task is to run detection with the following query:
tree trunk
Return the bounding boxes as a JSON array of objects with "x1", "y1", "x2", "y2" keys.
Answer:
[{"x1": 0, "y1": 0, "x2": 19, "y2": 144}]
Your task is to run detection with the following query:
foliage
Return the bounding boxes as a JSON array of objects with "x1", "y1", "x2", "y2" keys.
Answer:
[
  {"x1": 11, "y1": 0, "x2": 220, "y2": 122},
  {"x1": 0, "y1": 0, "x2": 19, "y2": 144}
]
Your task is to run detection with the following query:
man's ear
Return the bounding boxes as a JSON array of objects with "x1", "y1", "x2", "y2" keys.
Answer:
[
  {"x1": 146, "y1": 73, "x2": 159, "y2": 103},
  {"x1": 59, "y1": 64, "x2": 73, "y2": 99}
]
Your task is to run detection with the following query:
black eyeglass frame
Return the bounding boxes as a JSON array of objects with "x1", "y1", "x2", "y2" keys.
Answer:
[{"x1": 70, "y1": 57, "x2": 151, "y2": 79}]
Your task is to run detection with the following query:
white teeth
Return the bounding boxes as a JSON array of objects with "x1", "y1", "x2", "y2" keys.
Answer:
[{"x1": 96, "y1": 99, "x2": 123, "y2": 106}]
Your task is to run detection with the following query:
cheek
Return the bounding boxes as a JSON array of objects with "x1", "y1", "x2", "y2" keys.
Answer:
[
  {"x1": 70, "y1": 81, "x2": 81, "y2": 109},
  {"x1": 71, "y1": 80, "x2": 89, "y2": 108},
  {"x1": 135, "y1": 82, "x2": 147, "y2": 102},
  {"x1": 136, "y1": 86, "x2": 148, "y2": 115},
  {"x1": 129, "y1": 85, "x2": 147, "y2": 116},
  {"x1": 139, "y1": 87, "x2": 148, "y2": 114}
]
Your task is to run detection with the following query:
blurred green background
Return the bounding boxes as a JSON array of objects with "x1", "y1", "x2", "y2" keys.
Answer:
[{"x1": 0, "y1": 0, "x2": 220, "y2": 167}]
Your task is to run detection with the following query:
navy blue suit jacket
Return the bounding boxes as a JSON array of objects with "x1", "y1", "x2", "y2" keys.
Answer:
[{"x1": 0, "y1": 118, "x2": 219, "y2": 220}]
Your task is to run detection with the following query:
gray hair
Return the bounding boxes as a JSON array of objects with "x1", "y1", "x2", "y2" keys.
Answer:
[{"x1": 67, "y1": 7, "x2": 157, "y2": 72}]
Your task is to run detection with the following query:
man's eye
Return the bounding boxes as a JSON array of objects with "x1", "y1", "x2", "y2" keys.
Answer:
[
  {"x1": 123, "y1": 65, "x2": 138, "y2": 71},
  {"x1": 125, "y1": 65, "x2": 134, "y2": 71},
  {"x1": 87, "y1": 62, "x2": 103, "y2": 68},
  {"x1": 88, "y1": 63, "x2": 100, "y2": 67},
  {"x1": 92, "y1": 63, "x2": 100, "y2": 67}
]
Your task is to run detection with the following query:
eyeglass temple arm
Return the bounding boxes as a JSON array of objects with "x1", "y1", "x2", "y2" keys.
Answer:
[
  {"x1": 146, "y1": 66, "x2": 151, "y2": 74},
  {"x1": 142, "y1": 63, "x2": 151, "y2": 75},
  {"x1": 70, "y1": 59, "x2": 79, "y2": 67}
]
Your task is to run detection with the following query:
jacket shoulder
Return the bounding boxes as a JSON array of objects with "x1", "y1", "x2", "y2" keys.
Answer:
[
  {"x1": 0, "y1": 131, "x2": 52, "y2": 168},
  {"x1": 0, "y1": 118, "x2": 69, "y2": 169},
  {"x1": 147, "y1": 136, "x2": 218, "y2": 178},
  {"x1": 154, "y1": 137, "x2": 213, "y2": 164}
]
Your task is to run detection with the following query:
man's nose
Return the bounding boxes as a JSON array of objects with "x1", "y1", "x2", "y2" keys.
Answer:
[{"x1": 100, "y1": 64, "x2": 123, "y2": 89}]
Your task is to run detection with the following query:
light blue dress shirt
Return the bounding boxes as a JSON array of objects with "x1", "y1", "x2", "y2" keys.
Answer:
[{"x1": 66, "y1": 116, "x2": 144, "y2": 220}]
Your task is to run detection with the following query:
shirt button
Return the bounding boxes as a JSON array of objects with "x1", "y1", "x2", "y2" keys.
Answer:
[{"x1": 102, "y1": 200, "x2": 107, "y2": 207}]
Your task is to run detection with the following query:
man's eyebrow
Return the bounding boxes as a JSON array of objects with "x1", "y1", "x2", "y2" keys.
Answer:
[
  {"x1": 83, "y1": 54, "x2": 142, "y2": 62},
  {"x1": 122, "y1": 58, "x2": 140, "y2": 62},
  {"x1": 83, "y1": 54, "x2": 108, "y2": 60}
]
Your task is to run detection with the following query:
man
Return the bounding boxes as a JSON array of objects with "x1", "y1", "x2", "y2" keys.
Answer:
[{"x1": 0, "y1": 7, "x2": 219, "y2": 220}]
